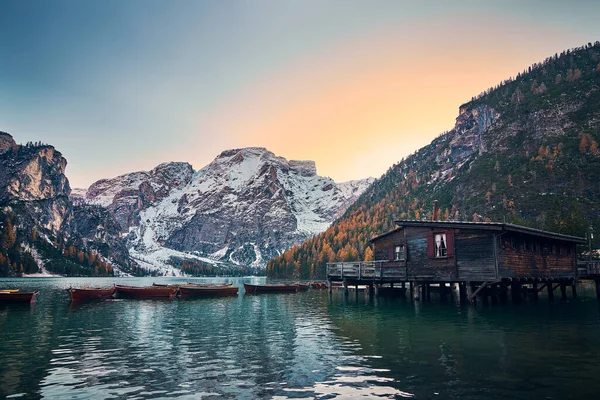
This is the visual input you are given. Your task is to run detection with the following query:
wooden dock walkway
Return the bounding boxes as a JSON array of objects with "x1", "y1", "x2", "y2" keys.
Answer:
[{"x1": 327, "y1": 260, "x2": 600, "y2": 304}]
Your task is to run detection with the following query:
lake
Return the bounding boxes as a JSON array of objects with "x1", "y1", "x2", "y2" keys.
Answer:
[{"x1": 1, "y1": 277, "x2": 600, "y2": 399}]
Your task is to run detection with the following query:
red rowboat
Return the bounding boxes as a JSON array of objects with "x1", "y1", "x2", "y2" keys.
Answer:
[
  {"x1": 243, "y1": 283, "x2": 298, "y2": 294},
  {"x1": 310, "y1": 282, "x2": 328, "y2": 290},
  {"x1": 152, "y1": 282, "x2": 232, "y2": 288},
  {"x1": 179, "y1": 285, "x2": 239, "y2": 298},
  {"x1": 116, "y1": 285, "x2": 178, "y2": 299},
  {"x1": 67, "y1": 286, "x2": 116, "y2": 301},
  {"x1": 0, "y1": 291, "x2": 38, "y2": 304}
]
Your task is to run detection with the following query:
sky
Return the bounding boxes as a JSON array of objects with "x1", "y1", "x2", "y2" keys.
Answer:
[{"x1": 1, "y1": 1, "x2": 599, "y2": 188}]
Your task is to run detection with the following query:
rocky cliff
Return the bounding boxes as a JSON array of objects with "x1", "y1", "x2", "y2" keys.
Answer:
[
  {"x1": 0, "y1": 133, "x2": 72, "y2": 233},
  {"x1": 0, "y1": 132, "x2": 129, "y2": 276},
  {"x1": 85, "y1": 162, "x2": 194, "y2": 232}
]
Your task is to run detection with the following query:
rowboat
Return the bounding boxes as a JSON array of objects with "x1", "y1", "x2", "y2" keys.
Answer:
[
  {"x1": 115, "y1": 285, "x2": 178, "y2": 299},
  {"x1": 0, "y1": 289, "x2": 20, "y2": 293},
  {"x1": 67, "y1": 286, "x2": 116, "y2": 301},
  {"x1": 296, "y1": 283, "x2": 310, "y2": 291},
  {"x1": 310, "y1": 282, "x2": 328, "y2": 290},
  {"x1": 243, "y1": 283, "x2": 299, "y2": 294},
  {"x1": 152, "y1": 282, "x2": 232, "y2": 288},
  {"x1": 178, "y1": 285, "x2": 239, "y2": 298},
  {"x1": 0, "y1": 291, "x2": 38, "y2": 304}
]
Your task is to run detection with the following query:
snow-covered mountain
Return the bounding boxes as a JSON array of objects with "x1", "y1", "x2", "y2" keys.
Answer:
[{"x1": 81, "y1": 147, "x2": 373, "y2": 272}]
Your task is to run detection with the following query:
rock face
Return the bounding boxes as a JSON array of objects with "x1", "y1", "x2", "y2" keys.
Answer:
[
  {"x1": 83, "y1": 147, "x2": 374, "y2": 269},
  {"x1": 86, "y1": 162, "x2": 194, "y2": 231},
  {"x1": 72, "y1": 204, "x2": 130, "y2": 266},
  {"x1": 0, "y1": 134, "x2": 72, "y2": 233},
  {"x1": 0, "y1": 132, "x2": 131, "y2": 273}
]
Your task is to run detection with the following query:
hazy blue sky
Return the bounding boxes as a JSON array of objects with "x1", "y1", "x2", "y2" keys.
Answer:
[{"x1": 1, "y1": 1, "x2": 599, "y2": 187}]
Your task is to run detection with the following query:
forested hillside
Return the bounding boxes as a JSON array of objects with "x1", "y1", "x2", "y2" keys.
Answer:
[{"x1": 267, "y1": 42, "x2": 600, "y2": 279}]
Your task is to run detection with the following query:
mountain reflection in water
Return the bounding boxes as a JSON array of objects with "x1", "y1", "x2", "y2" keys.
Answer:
[{"x1": 1, "y1": 277, "x2": 599, "y2": 399}]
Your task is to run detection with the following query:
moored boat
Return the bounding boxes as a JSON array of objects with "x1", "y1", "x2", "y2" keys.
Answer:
[
  {"x1": 0, "y1": 291, "x2": 38, "y2": 304},
  {"x1": 152, "y1": 282, "x2": 232, "y2": 288},
  {"x1": 310, "y1": 282, "x2": 328, "y2": 290},
  {"x1": 243, "y1": 283, "x2": 298, "y2": 294},
  {"x1": 179, "y1": 285, "x2": 239, "y2": 298},
  {"x1": 67, "y1": 286, "x2": 116, "y2": 302},
  {"x1": 116, "y1": 285, "x2": 178, "y2": 299},
  {"x1": 296, "y1": 283, "x2": 310, "y2": 291}
]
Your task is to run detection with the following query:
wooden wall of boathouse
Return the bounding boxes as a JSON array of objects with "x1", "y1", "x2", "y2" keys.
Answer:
[
  {"x1": 496, "y1": 233, "x2": 577, "y2": 279},
  {"x1": 372, "y1": 228, "x2": 407, "y2": 279},
  {"x1": 453, "y1": 229, "x2": 497, "y2": 281},
  {"x1": 368, "y1": 221, "x2": 585, "y2": 284}
]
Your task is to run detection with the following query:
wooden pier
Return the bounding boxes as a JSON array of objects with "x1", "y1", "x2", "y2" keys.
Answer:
[{"x1": 327, "y1": 220, "x2": 595, "y2": 304}]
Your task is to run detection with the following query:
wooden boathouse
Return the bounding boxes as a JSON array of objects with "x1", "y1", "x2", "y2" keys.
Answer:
[{"x1": 327, "y1": 220, "x2": 590, "y2": 303}]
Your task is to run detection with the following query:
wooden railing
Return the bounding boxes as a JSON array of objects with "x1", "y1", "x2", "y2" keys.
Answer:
[
  {"x1": 327, "y1": 261, "x2": 405, "y2": 280},
  {"x1": 578, "y1": 261, "x2": 600, "y2": 276}
]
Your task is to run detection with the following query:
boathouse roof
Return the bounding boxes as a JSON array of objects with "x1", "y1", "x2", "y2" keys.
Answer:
[{"x1": 369, "y1": 220, "x2": 586, "y2": 243}]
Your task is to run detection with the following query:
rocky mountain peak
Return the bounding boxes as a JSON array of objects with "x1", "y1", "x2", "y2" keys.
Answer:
[
  {"x1": 82, "y1": 147, "x2": 374, "y2": 272},
  {"x1": 0, "y1": 132, "x2": 17, "y2": 154},
  {"x1": 289, "y1": 160, "x2": 317, "y2": 177}
]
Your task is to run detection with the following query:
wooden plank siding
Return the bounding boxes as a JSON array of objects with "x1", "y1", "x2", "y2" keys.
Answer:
[
  {"x1": 371, "y1": 229, "x2": 407, "y2": 279},
  {"x1": 361, "y1": 220, "x2": 585, "y2": 285},
  {"x1": 496, "y1": 233, "x2": 577, "y2": 279},
  {"x1": 405, "y1": 227, "x2": 456, "y2": 281},
  {"x1": 454, "y1": 230, "x2": 497, "y2": 281}
]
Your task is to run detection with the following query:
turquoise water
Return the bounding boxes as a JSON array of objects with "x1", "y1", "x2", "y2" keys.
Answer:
[{"x1": 1, "y1": 277, "x2": 600, "y2": 399}]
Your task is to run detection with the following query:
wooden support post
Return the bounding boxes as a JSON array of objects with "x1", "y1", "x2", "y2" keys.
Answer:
[
  {"x1": 368, "y1": 284, "x2": 374, "y2": 296},
  {"x1": 401, "y1": 282, "x2": 406, "y2": 289},
  {"x1": 560, "y1": 283, "x2": 567, "y2": 301},
  {"x1": 409, "y1": 282, "x2": 414, "y2": 301},
  {"x1": 413, "y1": 283, "x2": 421, "y2": 301},
  {"x1": 511, "y1": 282, "x2": 521, "y2": 304},
  {"x1": 328, "y1": 280, "x2": 332, "y2": 294},
  {"x1": 390, "y1": 282, "x2": 394, "y2": 288},
  {"x1": 440, "y1": 283, "x2": 448, "y2": 302},
  {"x1": 571, "y1": 281, "x2": 577, "y2": 299},
  {"x1": 499, "y1": 284, "x2": 508, "y2": 304},
  {"x1": 490, "y1": 284, "x2": 498, "y2": 305},
  {"x1": 547, "y1": 282, "x2": 554, "y2": 302},
  {"x1": 481, "y1": 284, "x2": 489, "y2": 305},
  {"x1": 343, "y1": 280, "x2": 349, "y2": 295},
  {"x1": 374, "y1": 284, "x2": 379, "y2": 297},
  {"x1": 426, "y1": 284, "x2": 431, "y2": 302},
  {"x1": 532, "y1": 282, "x2": 538, "y2": 302},
  {"x1": 466, "y1": 282, "x2": 474, "y2": 305},
  {"x1": 595, "y1": 280, "x2": 600, "y2": 301},
  {"x1": 459, "y1": 282, "x2": 467, "y2": 304}
]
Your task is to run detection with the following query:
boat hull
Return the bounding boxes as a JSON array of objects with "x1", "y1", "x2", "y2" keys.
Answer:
[
  {"x1": 153, "y1": 282, "x2": 232, "y2": 288},
  {"x1": 243, "y1": 283, "x2": 298, "y2": 294},
  {"x1": 296, "y1": 284, "x2": 310, "y2": 291},
  {"x1": 68, "y1": 287, "x2": 116, "y2": 302},
  {"x1": 116, "y1": 285, "x2": 178, "y2": 299},
  {"x1": 0, "y1": 291, "x2": 38, "y2": 304},
  {"x1": 310, "y1": 282, "x2": 328, "y2": 290},
  {"x1": 179, "y1": 285, "x2": 239, "y2": 298}
]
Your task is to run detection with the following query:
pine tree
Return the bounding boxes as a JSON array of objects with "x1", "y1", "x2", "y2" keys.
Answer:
[
  {"x1": 363, "y1": 247, "x2": 374, "y2": 261},
  {"x1": 2, "y1": 217, "x2": 16, "y2": 249}
]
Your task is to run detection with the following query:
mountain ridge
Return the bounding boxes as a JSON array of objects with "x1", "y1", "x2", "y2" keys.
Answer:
[
  {"x1": 267, "y1": 41, "x2": 600, "y2": 278},
  {"x1": 79, "y1": 146, "x2": 374, "y2": 273}
]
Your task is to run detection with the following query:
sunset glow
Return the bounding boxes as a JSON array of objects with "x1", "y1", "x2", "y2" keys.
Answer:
[{"x1": 1, "y1": 1, "x2": 599, "y2": 186}]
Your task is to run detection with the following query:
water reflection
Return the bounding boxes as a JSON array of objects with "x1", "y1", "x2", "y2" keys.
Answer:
[{"x1": 0, "y1": 278, "x2": 600, "y2": 399}]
